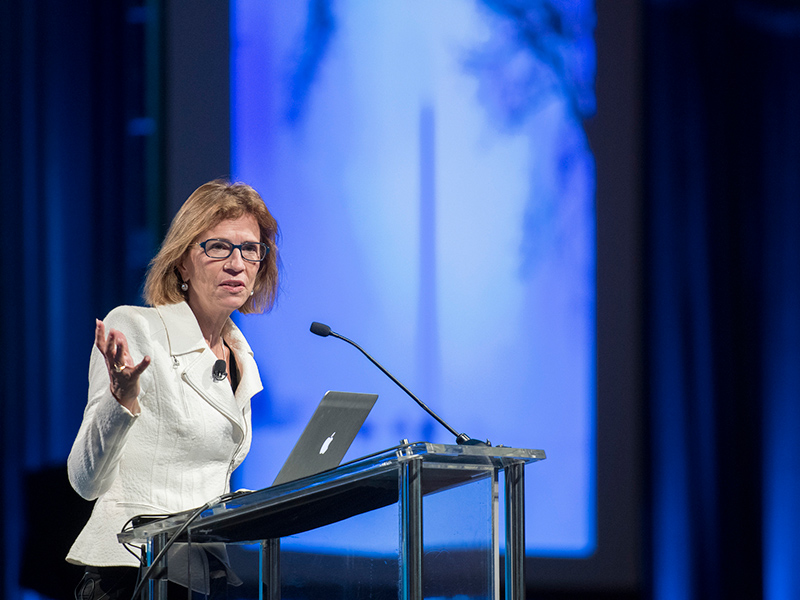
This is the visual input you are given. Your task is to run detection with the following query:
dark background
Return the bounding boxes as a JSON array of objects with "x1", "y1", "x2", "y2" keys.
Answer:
[{"x1": 3, "y1": 1, "x2": 800, "y2": 599}]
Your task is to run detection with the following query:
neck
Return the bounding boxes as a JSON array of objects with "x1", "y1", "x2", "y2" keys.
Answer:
[{"x1": 187, "y1": 301, "x2": 231, "y2": 352}]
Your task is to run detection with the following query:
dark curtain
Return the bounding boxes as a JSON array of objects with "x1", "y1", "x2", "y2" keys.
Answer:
[
  {"x1": 0, "y1": 1, "x2": 159, "y2": 598},
  {"x1": 645, "y1": 1, "x2": 800, "y2": 599}
]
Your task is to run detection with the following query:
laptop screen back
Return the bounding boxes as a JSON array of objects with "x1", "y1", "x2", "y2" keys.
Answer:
[{"x1": 272, "y1": 391, "x2": 378, "y2": 486}]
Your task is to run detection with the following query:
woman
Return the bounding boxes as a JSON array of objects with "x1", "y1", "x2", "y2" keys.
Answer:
[{"x1": 67, "y1": 180, "x2": 279, "y2": 599}]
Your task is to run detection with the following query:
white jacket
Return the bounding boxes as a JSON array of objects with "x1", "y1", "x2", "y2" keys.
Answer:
[{"x1": 66, "y1": 301, "x2": 262, "y2": 567}]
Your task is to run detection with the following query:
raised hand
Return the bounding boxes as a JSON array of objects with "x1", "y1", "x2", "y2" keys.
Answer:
[{"x1": 95, "y1": 319, "x2": 151, "y2": 413}]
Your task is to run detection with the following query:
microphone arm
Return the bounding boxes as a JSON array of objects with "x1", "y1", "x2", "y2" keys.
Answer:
[{"x1": 310, "y1": 322, "x2": 488, "y2": 446}]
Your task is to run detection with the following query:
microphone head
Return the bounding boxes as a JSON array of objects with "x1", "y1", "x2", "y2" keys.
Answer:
[
  {"x1": 212, "y1": 359, "x2": 227, "y2": 381},
  {"x1": 310, "y1": 322, "x2": 332, "y2": 337}
]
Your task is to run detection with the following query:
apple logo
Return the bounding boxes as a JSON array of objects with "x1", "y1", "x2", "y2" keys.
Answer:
[{"x1": 319, "y1": 432, "x2": 336, "y2": 454}]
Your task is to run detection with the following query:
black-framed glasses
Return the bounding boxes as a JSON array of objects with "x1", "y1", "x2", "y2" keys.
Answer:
[{"x1": 197, "y1": 239, "x2": 269, "y2": 262}]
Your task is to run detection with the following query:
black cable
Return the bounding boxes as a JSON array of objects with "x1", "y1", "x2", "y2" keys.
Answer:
[
  {"x1": 122, "y1": 542, "x2": 145, "y2": 565},
  {"x1": 127, "y1": 499, "x2": 217, "y2": 600},
  {"x1": 121, "y1": 489, "x2": 246, "y2": 599},
  {"x1": 120, "y1": 514, "x2": 171, "y2": 565},
  {"x1": 74, "y1": 568, "x2": 136, "y2": 600}
]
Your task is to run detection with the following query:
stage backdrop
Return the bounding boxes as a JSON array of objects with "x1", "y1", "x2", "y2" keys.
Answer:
[{"x1": 230, "y1": 0, "x2": 596, "y2": 556}]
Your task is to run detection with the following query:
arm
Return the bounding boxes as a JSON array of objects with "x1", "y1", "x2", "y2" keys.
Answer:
[{"x1": 67, "y1": 308, "x2": 152, "y2": 500}]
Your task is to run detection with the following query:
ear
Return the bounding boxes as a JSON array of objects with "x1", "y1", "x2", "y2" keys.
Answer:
[{"x1": 176, "y1": 257, "x2": 190, "y2": 282}]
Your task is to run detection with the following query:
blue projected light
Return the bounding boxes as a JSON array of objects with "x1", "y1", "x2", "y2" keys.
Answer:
[{"x1": 231, "y1": 0, "x2": 596, "y2": 556}]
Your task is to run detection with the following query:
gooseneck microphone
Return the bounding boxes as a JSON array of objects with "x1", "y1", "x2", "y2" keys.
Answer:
[{"x1": 310, "y1": 321, "x2": 489, "y2": 446}]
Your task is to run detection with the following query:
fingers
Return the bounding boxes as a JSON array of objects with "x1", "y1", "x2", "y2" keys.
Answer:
[
  {"x1": 129, "y1": 355, "x2": 151, "y2": 377},
  {"x1": 94, "y1": 319, "x2": 151, "y2": 407},
  {"x1": 95, "y1": 319, "x2": 106, "y2": 351},
  {"x1": 96, "y1": 321, "x2": 131, "y2": 369},
  {"x1": 112, "y1": 332, "x2": 126, "y2": 368},
  {"x1": 96, "y1": 319, "x2": 120, "y2": 366}
]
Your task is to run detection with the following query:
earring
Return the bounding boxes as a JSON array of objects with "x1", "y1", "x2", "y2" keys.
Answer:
[
  {"x1": 250, "y1": 290, "x2": 255, "y2": 296},
  {"x1": 181, "y1": 282, "x2": 188, "y2": 292}
]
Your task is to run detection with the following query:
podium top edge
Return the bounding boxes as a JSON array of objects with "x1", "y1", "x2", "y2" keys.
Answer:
[{"x1": 396, "y1": 441, "x2": 546, "y2": 461}]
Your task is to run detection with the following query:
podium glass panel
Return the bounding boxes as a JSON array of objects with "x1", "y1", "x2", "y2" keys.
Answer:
[
  {"x1": 420, "y1": 467, "x2": 498, "y2": 599},
  {"x1": 117, "y1": 443, "x2": 544, "y2": 600}
]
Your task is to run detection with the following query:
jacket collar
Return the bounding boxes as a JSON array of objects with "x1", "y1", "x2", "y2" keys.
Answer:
[
  {"x1": 155, "y1": 301, "x2": 263, "y2": 427},
  {"x1": 156, "y1": 301, "x2": 208, "y2": 355},
  {"x1": 155, "y1": 301, "x2": 258, "y2": 359}
]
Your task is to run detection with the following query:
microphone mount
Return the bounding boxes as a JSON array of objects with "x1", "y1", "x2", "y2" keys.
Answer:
[{"x1": 310, "y1": 321, "x2": 489, "y2": 446}]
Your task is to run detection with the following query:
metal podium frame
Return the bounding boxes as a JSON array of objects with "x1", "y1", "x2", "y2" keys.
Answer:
[{"x1": 118, "y1": 442, "x2": 545, "y2": 600}]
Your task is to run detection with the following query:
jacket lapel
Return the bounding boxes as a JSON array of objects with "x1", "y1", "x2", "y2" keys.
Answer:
[
  {"x1": 223, "y1": 320, "x2": 263, "y2": 408},
  {"x1": 180, "y1": 349, "x2": 244, "y2": 430},
  {"x1": 155, "y1": 302, "x2": 262, "y2": 433}
]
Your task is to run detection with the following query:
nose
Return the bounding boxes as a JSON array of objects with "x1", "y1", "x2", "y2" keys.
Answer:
[{"x1": 225, "y1": 248, "x2": 246, "y2": 271}]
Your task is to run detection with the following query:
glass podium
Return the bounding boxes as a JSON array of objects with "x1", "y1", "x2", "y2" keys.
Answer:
[{"x1": 118, "y1": 442, "x2": 545, "y2": 600}]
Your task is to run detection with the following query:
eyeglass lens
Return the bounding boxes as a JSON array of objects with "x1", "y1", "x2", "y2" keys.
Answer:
[{"x1": 201, "y1": 239, "x2": 267, "y2": 261}]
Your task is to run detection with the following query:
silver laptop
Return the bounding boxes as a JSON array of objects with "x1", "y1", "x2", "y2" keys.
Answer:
[{"x1": 272, "y1": 391, "x2": 379, "y2": 486}]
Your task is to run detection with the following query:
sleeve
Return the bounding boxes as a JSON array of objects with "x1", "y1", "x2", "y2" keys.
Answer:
[{"x1": 67, "y1": 306, "x2": 152, "y2": 501}]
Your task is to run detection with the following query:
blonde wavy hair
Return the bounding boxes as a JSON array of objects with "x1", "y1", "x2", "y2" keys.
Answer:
[{"x1": 144, "y1": 180, "x2": 279, "y2": 314}]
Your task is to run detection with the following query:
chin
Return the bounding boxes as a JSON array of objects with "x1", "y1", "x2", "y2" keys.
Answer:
[
  {"x1": 215, "y1": 295, "x2": 248, "y2": 312},
  {"x1": 226, "y1": 298, "x2": 248, "y2": 311}
]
